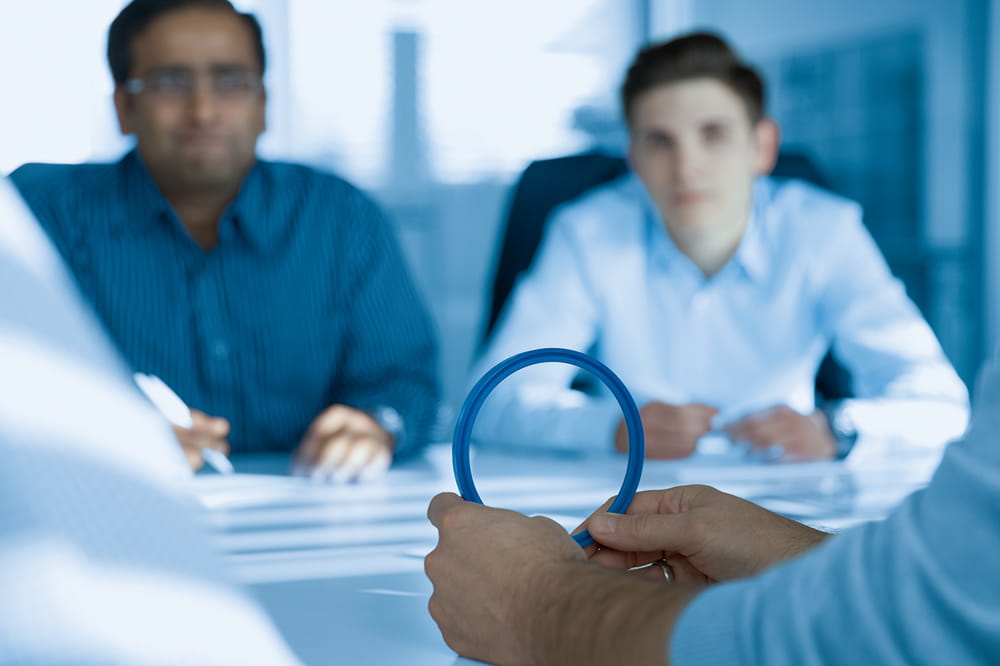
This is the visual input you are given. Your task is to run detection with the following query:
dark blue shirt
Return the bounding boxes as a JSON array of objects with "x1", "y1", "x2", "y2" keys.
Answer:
[{"x1": 11, "y1": 151, "x2": 440, "y2": 457}]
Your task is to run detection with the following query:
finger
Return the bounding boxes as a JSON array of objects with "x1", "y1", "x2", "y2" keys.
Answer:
[
  {"x1": 355, "y1": 445, "x2": 392, "y2": 482},
  {"x1": 643, "y1": 430, "x2": 699, "y2": 459},
  {"x1": 294, "y1": 433, "x2": 326, "y2": 470},
  {"x1": 582, "y1": 489, "x2": 684, "y2": 529},
  {"x1": 296, "y1": 428, "x2": 344, "y2": 470},
  {"x1": 190, "y1": 429, "x2": 231, "y2": 455},
  {"x1": 207, "y1": 416, "x2": 230, "y2": 438},
  {"x1": 292, "y1": 436, "x2": 321, "y2": 472},
  {"x1": 308, "y1": 405, "x2": 355, "y2": 436},
  {"x1": 587, "y1": 510, "x2": 693, "y2": 554},
  {"x1": 308, "y1": 437, "x2": 355, "y2": 481},
  {"x1": 578, "y1": 497, "x2": 619, "y2": 559},
  {"x1": 581, "y1": 494, "x2": 671, "y2": 563},
  {"x1": 210, "y1": 437, "x2": 231, "y2": 456},
  {"x1": 172, "y1": 426, "x2": 204, "y2": 471},
  {"x1": 725, "y1": 405, "x2": 797, "y2": 446},
  {"x1": 666, "y1": 555, "x2": 714, "y2": 584},
  {"x1": 624, "y1": 554, "x2": 713, "y2": 584},
  {"x1": 184, "y1": 429, "x2": 231, "y2": 454},
  {"x1": 624, "y1": 488, "x2": 687, "y2": 515},
  {"x1": 295, "y1": 406, "x2": 351, "y2": 468},
  {"x1": 574, "y1": 495, "x2": 617, "y2": 537},
  {"x1": 590, "y1": 546, "x2": 664, "y2": 571},
  {"x1": 328, "y1": 438, "x2": 391, "y2": 483},
  {"x1": 585, "y1": 489, "x2": 686, "y2": 522},
  {"x1": 644, "y1": 405, "x2": 716, "y2": 443},
  {"x1": 644, "y1": 403, "x2": 716, "y2": 432},
  {"x1": 184, "y1": 449, "x2": 204, "y2": 472},
  {"x1": 726, "y1": 415, "x2": 783, "y2": 450},
  {"x1": 627, "y1": 561, "x2": 675, "y2": 582},
  {"x1": 190, "y1": 410, "x2": 230, "y2": 435},
  {"x1": 682, "y1": 403, "x2": 720, "y2": 428},
  {"x1": 427, "y1": 492, "x2": 464, "y2": 527}
]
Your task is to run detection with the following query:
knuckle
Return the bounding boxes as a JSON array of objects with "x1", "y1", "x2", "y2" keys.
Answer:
[
  {"x1": 440, "y1": 631, "x2": 466, "y2": 656},
  {"x1": 426, "y1": 595, "x2": 443, "y2": 622},
  {"x1": 423, "y1": 550, "x2": 439, "y2": 578}
]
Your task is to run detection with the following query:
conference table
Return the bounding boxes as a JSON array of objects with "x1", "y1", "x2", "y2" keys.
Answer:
[{"x1": 191, "y1": 439, "x2": 944, "y2": 665}]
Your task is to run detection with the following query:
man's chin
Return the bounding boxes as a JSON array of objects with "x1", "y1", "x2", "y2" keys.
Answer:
[
  {"x1": 663, "y1": 206, "x2": 715, "y2": 232},
  {"x1": 176, "y1": 161, "x2": 246, "y2": 190}
]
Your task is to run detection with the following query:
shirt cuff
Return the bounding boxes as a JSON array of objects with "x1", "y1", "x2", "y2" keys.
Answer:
[{"x1": 367, "y1": 405, "x2": 407, "y2": 454}]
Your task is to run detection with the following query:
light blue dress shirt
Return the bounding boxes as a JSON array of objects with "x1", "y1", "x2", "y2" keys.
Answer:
[
  {"x1": 474, "y1": 174, "x2": 968, "y2": 457},
  {"x1": 672, "y1": 351, "x2": 1000, "y2": 664}
]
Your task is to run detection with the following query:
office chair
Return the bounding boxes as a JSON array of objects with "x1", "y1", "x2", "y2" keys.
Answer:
[{"x1": 482, "y1": 148, "x2": 853, "y2": 401}]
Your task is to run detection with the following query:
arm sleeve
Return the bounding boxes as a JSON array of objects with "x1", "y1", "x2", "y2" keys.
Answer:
[
  {"x1": 471, "y1": 204, "x2": 624, "y2": 454},
  {"x1": 331, "y1": 192, "x2": 441, "y2": 458},
  {"x1": 0, "y1": 178, "x2": 302, "y2": 666},
  {"x1": 813, "y1": 206, "x2": 969, "y2": 457},
  {"x1": 671, "y1": 352, "x2": 1000, "y2": 665}
]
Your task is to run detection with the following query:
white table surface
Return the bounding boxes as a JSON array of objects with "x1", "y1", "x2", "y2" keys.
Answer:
[{"x1": 191, "y1": 441, "x2": 943, "y2": 666}]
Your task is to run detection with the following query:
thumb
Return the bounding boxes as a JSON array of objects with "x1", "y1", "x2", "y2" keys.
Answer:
[
  {"x1": 209, "y1": 417, "x2": 230, "y2": 436},
  {"x1": 588, "y1": 511, "x2": 685, "y2": 552},
  {"x1": 427, "y1": 492, "x2": 464, "y2": 528}
]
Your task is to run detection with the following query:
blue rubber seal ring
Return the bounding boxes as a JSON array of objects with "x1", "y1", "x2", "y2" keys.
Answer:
[{"x1": 452, "y1": 348, "x2": 645, "y2": 547}]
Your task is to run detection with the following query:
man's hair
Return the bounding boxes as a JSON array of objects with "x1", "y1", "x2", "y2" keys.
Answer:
[
  {"x1": 621, "y1": 32, "x2": 765, "y2": 126},
  {"x1": 107, "y1": 0, "x2": 266, "y2": 85}
]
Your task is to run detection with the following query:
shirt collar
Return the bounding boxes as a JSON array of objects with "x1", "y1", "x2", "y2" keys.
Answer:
[
  {"x1": 117, "y1": 150, "x2": 275, "y2": 252},
  {"x1": 642, "y1": 175, "x2": 770, "y2": 284},
  {"x1": 728, "y1": 178, "x2": 770, "y2": 284},
  {"x1": 227, "y1": 161, "x2": 278, "y2": 253},
  {"x1": 118, "y1": 150, "x2": 173, "y2": 235}
]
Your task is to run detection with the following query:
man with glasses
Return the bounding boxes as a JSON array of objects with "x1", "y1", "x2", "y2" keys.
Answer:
[{"x1": 10, "y1": 0, "x2": 440, "y2": 482}]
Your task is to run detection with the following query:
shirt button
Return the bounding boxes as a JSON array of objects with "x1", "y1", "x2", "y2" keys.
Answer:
[
  {"x1": 210, "y1": 340, "x2": 230, "y2": 360},
  {"x1": 691, "y1": 292, "x2": 709, "y2": 311}
]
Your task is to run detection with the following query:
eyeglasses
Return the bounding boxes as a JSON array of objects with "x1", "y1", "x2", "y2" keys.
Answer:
[{"x1": 125, "y1": 67, "x2": 262, "y2": 101}]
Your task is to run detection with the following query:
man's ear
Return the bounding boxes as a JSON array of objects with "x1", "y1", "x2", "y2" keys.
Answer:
[
  {"x1": 753, "y1": 117, "x2": 781, "y2": 175},
  {"x1": 113, "y1": 86, "x2": 135, "y2": 135}
]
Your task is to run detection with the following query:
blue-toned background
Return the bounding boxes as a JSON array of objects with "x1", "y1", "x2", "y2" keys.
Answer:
[{"x1": 1, "y1": 0, "x2": 992, "y2": 418}]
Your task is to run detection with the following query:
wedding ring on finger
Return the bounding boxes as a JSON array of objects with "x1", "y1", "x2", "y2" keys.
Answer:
[
  {"x1": 654, "y1": 557, "x2": 674, "y2": 582},
  {"x1": 628, "y1": 556, "x2": 675, "y2": 582}
]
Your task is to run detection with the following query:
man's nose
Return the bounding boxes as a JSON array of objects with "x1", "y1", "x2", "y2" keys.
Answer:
[
  {"x1": 186, "y1": 81, "x2": 220, "y2": 124},
  {"x1": 672, "y1": 143, "x2": 703, "y2": 183}
]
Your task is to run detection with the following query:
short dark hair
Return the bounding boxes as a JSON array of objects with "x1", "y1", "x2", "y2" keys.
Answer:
[
  {"x1": 621, "y1": 32, "x2": 765, "y2": 126},
  {"x1": 107, "y1": 0, "x2": 266, "y2": 85}
]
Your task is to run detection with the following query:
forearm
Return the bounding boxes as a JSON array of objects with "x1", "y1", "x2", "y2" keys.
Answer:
[
  {"x1": 339, "y1": 196, "x2": 441, "y2": 456},
  {"x1": 337, "y1": 326, "x2": 440, "y2": 458},
  {"x1": 471, "y1": 387, "x2": 623, "y2": 454},
  {"x1": 378, "y1": 371, "x2": 441, "y2": 457},
  {"x1": 673, "y1": 424, "x2": 1000, "y2": 663}
]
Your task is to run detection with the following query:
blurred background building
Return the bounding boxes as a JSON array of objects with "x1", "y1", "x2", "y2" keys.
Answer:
[{"x1": 1, "y1": 0, "x2": 992, "y2": 422}]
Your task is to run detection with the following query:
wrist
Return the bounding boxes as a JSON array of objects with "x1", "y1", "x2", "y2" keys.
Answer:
[
  {"x1": 540, "y1": 562, "x2": 700, "y2": 665},
  {"x1": 366, "y1": 405, "x2": 404, "y2": 450},
  {"x1": 820, "y1": 403, "x2": 858, "y2": 459}
]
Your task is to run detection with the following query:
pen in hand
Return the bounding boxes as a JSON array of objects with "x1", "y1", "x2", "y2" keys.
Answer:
[{"x1": 133, "y1": 372, "x2": 234, "y2": 474}]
